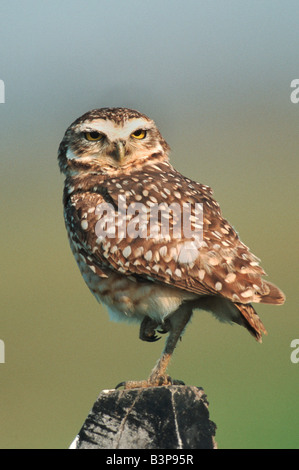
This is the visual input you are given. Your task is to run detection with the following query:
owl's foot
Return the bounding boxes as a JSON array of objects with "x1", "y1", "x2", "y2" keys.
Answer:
[
  {"x1": 139, "y1": 317, "x2": 160, "y2": 342},
  {"x1": 157, "y1": 318, "x2": 171, "y2": 335},
  {"x1": 115, "y1": 375, "x2": 184, "y2": 390},
  {"x1": 139, "y1": 317, "x2": 171, "y2": 342}
]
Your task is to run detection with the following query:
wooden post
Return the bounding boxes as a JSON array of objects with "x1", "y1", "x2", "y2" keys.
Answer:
[{"x1": 70, "y1": 385, "x2": 217, "y2": 449}]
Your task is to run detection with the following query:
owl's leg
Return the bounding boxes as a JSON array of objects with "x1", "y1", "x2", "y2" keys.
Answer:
[
  {"x1": 116, "y1": 306, "x2": 192, "y2": 389},
  {"x1": 147, "y1": 307, "x2": 192, "y2": 386}
]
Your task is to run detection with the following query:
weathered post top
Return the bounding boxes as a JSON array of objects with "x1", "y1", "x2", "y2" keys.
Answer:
[{"x1": 70, "y1": 385, "x2": 217, "y2": 449}]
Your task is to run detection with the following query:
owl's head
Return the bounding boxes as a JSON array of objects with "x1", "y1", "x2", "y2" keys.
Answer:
[{"x1": 58, "y1": 107, "x2": 170, "y2": 176}]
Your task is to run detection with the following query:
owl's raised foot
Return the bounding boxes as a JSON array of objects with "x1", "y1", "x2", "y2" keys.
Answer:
[
  {"x1": 157, "y1": 318, "x2": 171, "y2": 335},
  {"x1": 139, "y1": 317, "x2": 171, "y2": 343},
  {"x1": 139, "y1": 317, "x2": 161, "y2": 342},
  {"x1": 115, "y1": 375, "x2": 185, "y2": 390}
]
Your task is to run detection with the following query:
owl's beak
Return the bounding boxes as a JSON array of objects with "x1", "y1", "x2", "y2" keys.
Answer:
[{"x1": 113, "y1": 140, "x2": 126, "y2": 163}]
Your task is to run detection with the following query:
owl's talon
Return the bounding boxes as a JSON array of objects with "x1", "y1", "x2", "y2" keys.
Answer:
[
  {"x1": 171, "y1": 379, "x2": 185, "y2": 385},
  {"x1": 148, "y1": 334, "x2": 161, "y2": 342},
  {"x1": 115, "y1": 381, "x2": 126, "y2": 389},
  {"x1": 140, "y1": 331, "x2": 161, "y2": 342},
  {"x1": 156, "y1": 375, "x2": 171, "y2": 386}
]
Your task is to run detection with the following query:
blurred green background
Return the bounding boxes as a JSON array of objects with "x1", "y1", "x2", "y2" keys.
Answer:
[{"x1": 1, "y1": 0, "x2": 298, "y2": 449}]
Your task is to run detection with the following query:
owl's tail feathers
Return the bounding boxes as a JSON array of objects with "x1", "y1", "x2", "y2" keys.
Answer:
[
  {"x1": 235, "y1": 282, "x2": 285, "y2": 342},
  {"x1": 259, "y1": 281, "x2": 286, "y2": 305},
  {"x1": 234, "y1": 303, "x2": 267, "y2": 343}
]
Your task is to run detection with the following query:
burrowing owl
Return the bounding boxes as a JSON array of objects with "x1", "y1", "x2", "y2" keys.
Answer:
[{"x1": 58, "y1": 107, "x2": 285, "y2": 388}]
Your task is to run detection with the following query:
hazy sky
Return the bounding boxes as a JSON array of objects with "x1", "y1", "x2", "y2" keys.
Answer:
[
  {"x1": 1, "y1": 0, "x2": 298, "y2": 124},
  {"x1": 1, "y1": 0, "x2": 298, "y2": 178}
]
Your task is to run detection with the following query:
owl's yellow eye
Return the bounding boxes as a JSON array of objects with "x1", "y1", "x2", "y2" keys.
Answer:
[
  {"x1": 131, "y1": 129, "x2": 147, "y2": 140},
  {"x1": 84, "y1": 131, "x2": 104, "y2": 141}
]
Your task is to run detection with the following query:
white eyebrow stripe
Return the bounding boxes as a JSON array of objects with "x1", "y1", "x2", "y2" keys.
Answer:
[{"x1": 78, "y1": 118, "x2": 152, "y2": 141}]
